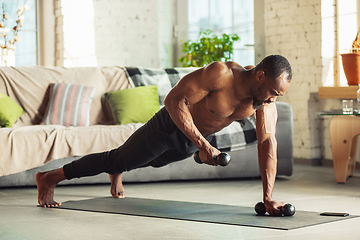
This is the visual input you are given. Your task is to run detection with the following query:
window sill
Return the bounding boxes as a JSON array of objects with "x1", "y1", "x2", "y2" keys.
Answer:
[{"x1": 318, "y1": 86, "x2": 358, "y2": 99}]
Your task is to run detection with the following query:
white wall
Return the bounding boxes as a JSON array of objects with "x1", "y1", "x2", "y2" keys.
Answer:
[
  {"x1": 264, "y1": 0, "x2": 327, "y2": 160},
  {"x1": 264, "y1": 0, "x2": 359, "y2": 162}
]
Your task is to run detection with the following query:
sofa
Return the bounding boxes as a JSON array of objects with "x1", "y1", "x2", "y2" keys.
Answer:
[{"x1": 0, "y1": 66, "x2": 293, "y2": 187}]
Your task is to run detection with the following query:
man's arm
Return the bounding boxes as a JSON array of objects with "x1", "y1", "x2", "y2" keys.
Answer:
[
  {"x1": 256, "y1": 103, "x2": 284, "y2": 216},
  {"x1": 164, "y1": 62, "x2": 233, "y2": 165}
]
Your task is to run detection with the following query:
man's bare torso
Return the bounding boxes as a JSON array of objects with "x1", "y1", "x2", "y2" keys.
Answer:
[{"x1": 188, "y1": 63, "x2": 256, "y2": 137}]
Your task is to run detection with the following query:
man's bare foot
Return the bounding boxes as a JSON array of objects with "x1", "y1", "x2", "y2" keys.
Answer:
[
  {"x1": 36, "y1": 168, "x2": 65, "y2": 208},
  {"x1": 109, "y1": 173, "x2": 125, "y2": 198}
]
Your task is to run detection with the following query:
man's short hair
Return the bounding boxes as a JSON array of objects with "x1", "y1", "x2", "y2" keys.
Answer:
[{"x1": 256, "y1": 55, "x2": 292, "y2": 81}]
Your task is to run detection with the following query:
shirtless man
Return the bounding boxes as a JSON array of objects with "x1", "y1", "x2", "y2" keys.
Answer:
[{"x1": 36, "y1": 55, "x2": 292, "y2": 216}]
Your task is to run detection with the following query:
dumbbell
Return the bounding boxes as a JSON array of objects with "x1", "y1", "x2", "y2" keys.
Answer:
[
  {"x1": 193, "y1": 151, "x2": 231, "y2": 166},
  {"x1": 254, "y1": 202, "x2": 296, "y2": 216}
]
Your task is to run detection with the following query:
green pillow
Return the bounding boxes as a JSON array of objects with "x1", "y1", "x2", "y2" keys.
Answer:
[
  {"x1": 0, "y1": 92, "x2": 24, "y2": 128},
  {"x1": 104, "y1": 85, "x2": 160, "y2": 125}
]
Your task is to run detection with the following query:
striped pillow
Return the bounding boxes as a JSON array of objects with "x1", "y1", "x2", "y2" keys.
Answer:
[{"x1": 42, "y1": 83, "x2": 95, "y2": 126}]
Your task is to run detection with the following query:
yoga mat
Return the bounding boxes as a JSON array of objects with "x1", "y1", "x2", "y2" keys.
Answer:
[{"x1": 57, "y1": 197, "x2": 358, "y2": 230}]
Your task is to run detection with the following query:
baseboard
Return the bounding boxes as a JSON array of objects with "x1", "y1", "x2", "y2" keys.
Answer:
[{"x1": 294, "y1": 158, "x2": 360, "y2": 169}]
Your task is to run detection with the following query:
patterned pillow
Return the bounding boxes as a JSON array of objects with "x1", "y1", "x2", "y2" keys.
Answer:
[{"x1": 42, "y1": 83, "x2": 95, "y2": 126}]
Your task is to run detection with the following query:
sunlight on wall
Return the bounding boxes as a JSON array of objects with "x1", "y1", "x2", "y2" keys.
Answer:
[{"x1": 61, "y1": 0, "x2": 97, "y2": 67}]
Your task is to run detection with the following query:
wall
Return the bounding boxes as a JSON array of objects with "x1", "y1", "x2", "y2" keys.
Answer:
[
  {"x1": 55, "y1": 0, "x2": 174, "y2": 68},
  {"x1": 264, "y1": 0, "x2": 324, "y2": 159},
  {"x1": 264, "y1": 0, "x2": 359, "y2": 162},
  {"x1": 54, "y1": 0, "x2": 63, "y2": 66}
]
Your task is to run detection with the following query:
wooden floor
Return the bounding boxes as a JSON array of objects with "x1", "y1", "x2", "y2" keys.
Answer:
[{"x1": 1, "y1": 163, "x2": 360, "y2": 240}]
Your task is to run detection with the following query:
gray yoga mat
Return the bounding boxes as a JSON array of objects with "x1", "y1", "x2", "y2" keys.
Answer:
[{"x1": 57, "y1": 197, "x2": 357, "y2": 230}]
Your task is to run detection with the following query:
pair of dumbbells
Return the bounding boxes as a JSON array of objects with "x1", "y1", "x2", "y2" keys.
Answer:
[
  {"x1": 193, "y1": 151, "x2": 231, "y2": 166},
  {"x1": 255, "y1": 202, "x2": 295, "y2": 216}
]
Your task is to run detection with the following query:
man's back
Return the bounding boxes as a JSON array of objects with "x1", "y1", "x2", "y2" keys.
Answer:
[{"x1": 173, "y1": 61, "x2": 257, "y2": 137}]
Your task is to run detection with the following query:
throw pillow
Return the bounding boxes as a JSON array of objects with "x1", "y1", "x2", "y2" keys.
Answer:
[
  {"x1": 42, "y1": 83, "x2": 95, "y2": 126},
  {"x1": 0, "y1": 92, "x2": 24, "y2": 127},
  {"x1": 104, "y1": 85, "x2": 160, "y2": 125}
]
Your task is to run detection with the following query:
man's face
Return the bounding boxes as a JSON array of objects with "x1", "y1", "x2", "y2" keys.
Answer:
[
  {"x1": 252, "y1": 72, "x2": 291, "y2": 110},
  {"x1": 252, "y1": 95, "x2": 266, "y2": 110}
]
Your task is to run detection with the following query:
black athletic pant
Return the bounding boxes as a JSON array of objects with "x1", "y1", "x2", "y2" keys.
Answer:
[{"x1": 63, "y1": 107, "x2": 213, "y2": 180}]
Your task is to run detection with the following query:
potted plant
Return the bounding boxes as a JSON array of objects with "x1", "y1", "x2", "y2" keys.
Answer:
[
  {"x1": 179, "y1": 30, "x2": 240, "y2": 67},
  {"x1": 341, "y1": 27, "x2": 360, "y2": 85}
]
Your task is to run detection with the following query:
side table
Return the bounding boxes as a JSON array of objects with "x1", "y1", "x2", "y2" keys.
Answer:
[{"x1": 318, "y1": 110, "x2": 360, "y2": 183}]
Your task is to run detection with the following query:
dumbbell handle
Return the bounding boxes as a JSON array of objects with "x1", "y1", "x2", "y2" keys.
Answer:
[{"x1": 194, "y1": 151, "x2": 231, "y2": 166}]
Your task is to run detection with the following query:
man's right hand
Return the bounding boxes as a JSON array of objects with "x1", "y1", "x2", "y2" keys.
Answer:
[
  {"x1": 264, "y1": 197, "x2": 284, "y2": 216},
  {"x1": 198, "y1": 147, "x2": 221, "y2": 166}
]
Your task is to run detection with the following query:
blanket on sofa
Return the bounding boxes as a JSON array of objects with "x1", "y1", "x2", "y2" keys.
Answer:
[
  {"x1": 0, "y1": 66, "x2": 134, "y2": 177},
  {"x1": 124, "y1": 67, "x2": 257, "y2": 151}
]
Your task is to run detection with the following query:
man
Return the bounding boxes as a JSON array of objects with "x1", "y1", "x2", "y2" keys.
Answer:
[{"x1": 36, "y1": 55, "x2": 292, "y2": 216}]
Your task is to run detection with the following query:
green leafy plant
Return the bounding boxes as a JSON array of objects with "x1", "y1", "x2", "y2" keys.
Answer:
[{"x1": 179, "y1": 30, "x2": 240, "y2": 67}]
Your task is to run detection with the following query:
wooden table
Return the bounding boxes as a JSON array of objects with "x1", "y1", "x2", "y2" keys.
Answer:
[{"x1": 327, "y1": 113, "x2": 360, "y2": 183}]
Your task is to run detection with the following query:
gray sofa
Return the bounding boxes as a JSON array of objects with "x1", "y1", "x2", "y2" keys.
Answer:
[
  {"x1": 0, "y1": 103, "x2": 293, "y2": 187},
  {"x1": 0, "y1": 66, "x2": 293, "y2": 187}
]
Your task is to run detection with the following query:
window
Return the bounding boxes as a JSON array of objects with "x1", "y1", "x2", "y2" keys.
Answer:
[
  {"x1": 0, "y1": 0, "x2": 37, "y2": 66},
  {"x1": 319, "y1": 0, "x2": 359, "y2": 99},
  {"x1": 322, "y1": 0, "x2": 358, "y2": 87},
  {"x1": 186, "y1": 0, "x2": 255, "y2": 66}
]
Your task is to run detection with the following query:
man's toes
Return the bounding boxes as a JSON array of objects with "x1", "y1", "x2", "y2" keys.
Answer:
[
  {"x1": 114, "y1": 194, "x2": 122, "y2": 199},
  {"x1": 112, "y1": 191, "x2": 125, "y2": 198},
  {"x1": 50, "y1": 202, "x2": 61, "y2": 208},
  {"x1": 40, "y1": 201, "x2": 61, "y2": 208}
]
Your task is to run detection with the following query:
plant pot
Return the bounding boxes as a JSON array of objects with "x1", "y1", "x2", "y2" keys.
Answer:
[{"x1": 341, "y1": 53, "x2": 360, "y2": 85}]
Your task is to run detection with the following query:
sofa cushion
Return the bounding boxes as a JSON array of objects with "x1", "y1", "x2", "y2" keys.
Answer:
[
  {"x1": 104, "y1": 85, "x2": 160, "y2": 125},
  {"x1": 0, "y1": 92, "x2": 24, "y2": 127},
  {"x1": 42, "y1": 83, "x2": 95, "y2": 126}
]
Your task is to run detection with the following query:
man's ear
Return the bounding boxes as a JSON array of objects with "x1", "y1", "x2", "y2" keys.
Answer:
[{"x1": 256, "y1": 70, "x2": 265, "y2": 82}]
